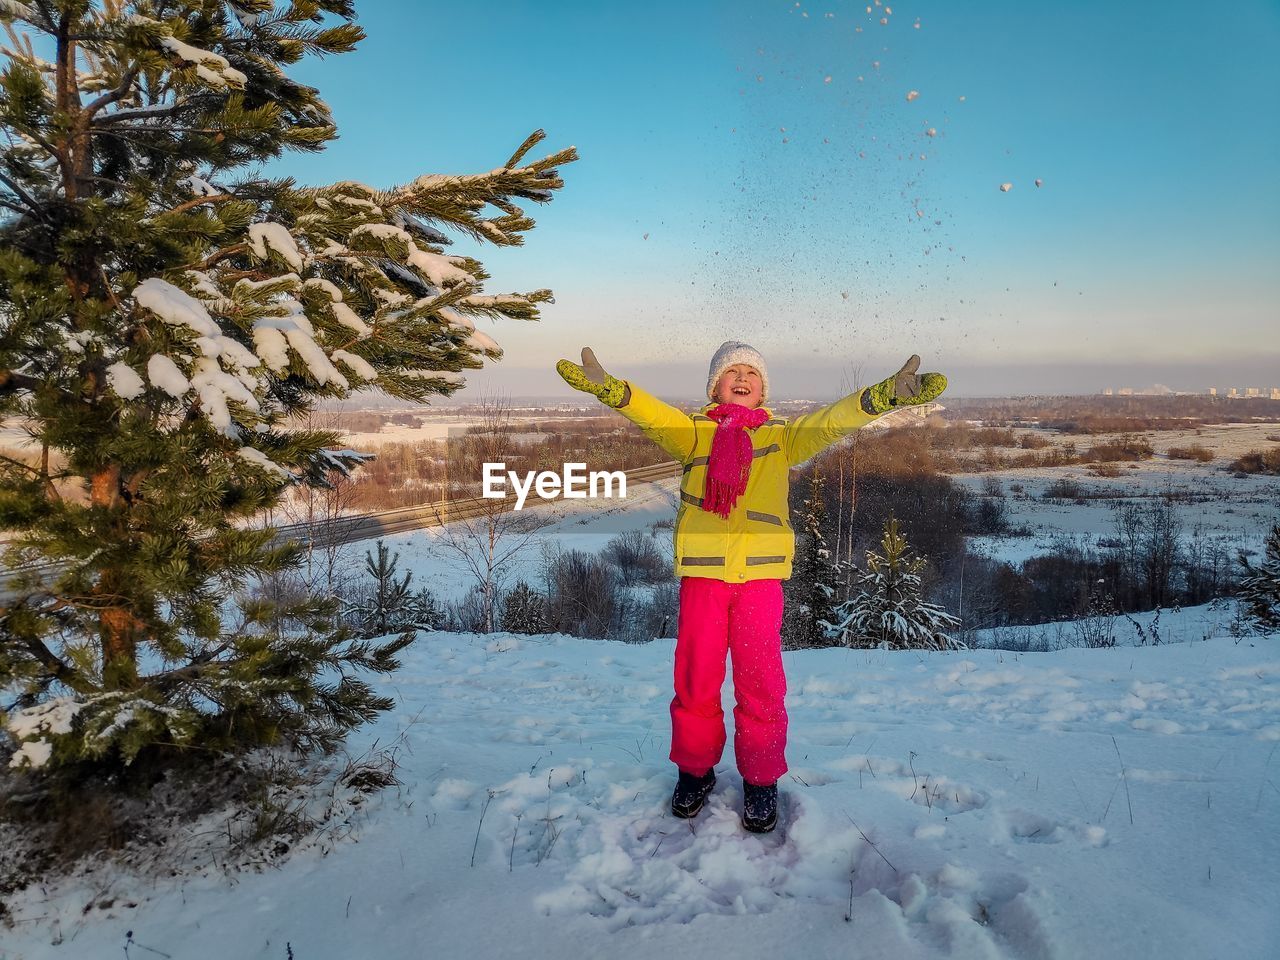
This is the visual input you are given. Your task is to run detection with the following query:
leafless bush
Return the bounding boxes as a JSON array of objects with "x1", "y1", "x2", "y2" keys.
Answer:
[
  {"x1": 542, "y1": 547, "x2": 619, "y2": 639},
  {"x1": 968, "y1": 495, "x2": 1010, "y2": 535},
  {"x1": 1167, "y1": 445, "x2": 1214, "y2": 462},
  {"x1": 972, "y1": 427, "x2": 1020, "y2": 447},
  {"x1": 1084, "y1": 436, "x2": 1155, "y2": 462},
  {"x1": 603, "y1": 529, "x2": 671, "y2": 584},
  {"x1": 1228, "y1": 448, "x2": 1280, "y2": 475},
  {"x1": 1071, "y1": 595, "x2": 1119, "y2": 648},
  {"x1": 1042, "y1": 478, "x2": 1084, "y2": 500},
  {"x1": 432, "y1": 396, "x2": 554, "y2": 632}
]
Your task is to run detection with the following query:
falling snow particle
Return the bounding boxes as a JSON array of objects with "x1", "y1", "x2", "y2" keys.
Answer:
[
  {"x1": 906, "y1": 90, "x2": 919, "y2": 101},
  {"x1": 1000, "y1": 183, "x2": 1013, "y2": 192},
  {"x1": 1035, "y1": 178, "x2": 1044, "y2": 187},
  {"x1": 824, "y1": 75, "x2": 832, "y2": 83}
]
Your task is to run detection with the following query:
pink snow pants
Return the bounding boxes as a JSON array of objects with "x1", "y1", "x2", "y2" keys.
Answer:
[{"x1": 669, "y1": 576, "x2": 788, "y2": 786}]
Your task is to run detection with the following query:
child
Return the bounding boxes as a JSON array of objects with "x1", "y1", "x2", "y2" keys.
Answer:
[{"x1": 556, "y1": 342, "x2": 946, "y2": 832}]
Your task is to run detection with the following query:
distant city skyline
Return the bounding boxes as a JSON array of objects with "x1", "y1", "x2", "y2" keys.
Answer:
[{"x1": 264, "y1": 1, "x2": 1280, "y2": 401}]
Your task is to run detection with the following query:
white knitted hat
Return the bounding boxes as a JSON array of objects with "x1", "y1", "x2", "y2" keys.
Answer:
[{"x1": 706, "y1": 340, "x2": 769, "y2": 403}]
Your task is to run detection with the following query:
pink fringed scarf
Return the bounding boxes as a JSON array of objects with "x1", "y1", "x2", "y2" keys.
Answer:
[{"x1": 703, "y1": 403, "x2": 769, "y2": 518}]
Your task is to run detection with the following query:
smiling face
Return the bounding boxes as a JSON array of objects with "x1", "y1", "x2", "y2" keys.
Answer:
[{"x1": 713, "y1": 364, "x2": 764, "y2": 408}]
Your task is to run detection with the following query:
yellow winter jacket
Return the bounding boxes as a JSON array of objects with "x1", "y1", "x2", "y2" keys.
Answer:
[{"x1": 617, "y1": 382, "x2": 881, "y2": 581}]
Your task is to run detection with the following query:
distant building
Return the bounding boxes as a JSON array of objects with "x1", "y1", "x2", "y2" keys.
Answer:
[
  {"x1": 1228, "y1": 388, "x2": 1240, "y2": 398},
  {"x1": 1117, "y1": 387, "x2": 1134, "y2": 396},
  {"x1": 1208, "y1": 387, "x2": 1217, "y2": 396},
  {"x1": 1272, "y1": 388, "x2": 1280, "y2": 401},
  {"x1": 1102, "y1": 387, "x2": 1114, "y2": 396}
]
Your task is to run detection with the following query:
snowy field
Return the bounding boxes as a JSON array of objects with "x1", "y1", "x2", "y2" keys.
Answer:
[
  {"x1": 3, "y1": 622, "x2": 1278, "y2": 959},
  {"x1": 954, "y1": 435, "x2": 1280, "y2": 569}
]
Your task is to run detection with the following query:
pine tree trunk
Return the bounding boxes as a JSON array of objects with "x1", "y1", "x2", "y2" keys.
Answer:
[{"x1": 91, "y1": 465, "x2": 139, "y2": 688}]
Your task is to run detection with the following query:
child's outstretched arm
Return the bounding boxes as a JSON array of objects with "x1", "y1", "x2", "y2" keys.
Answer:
[
  {"x1": 556, "y1": 347, "x2": 697, "y2": 463},
  {"x1": 783, "y1": 355, "x2": 947, "y2": 465}
]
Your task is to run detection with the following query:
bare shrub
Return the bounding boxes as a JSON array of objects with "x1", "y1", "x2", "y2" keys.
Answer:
[
  {"x1": 603, "y1": 529, "x2": 671, "y2": 584},
  {"x1": 1228, "y1": 448, "x2": 1280, "y2": 475},
  {"x1": 1071, "y1": 595, "x2": 1119, "y2": 648},
  {"x1": 1042, "y1": 478, "x2": 1084, "y2": 500},
  {"x1": 971, "y1": 427, "x2": 1019, "y2": 447},
  {"x1": 1084, "y1": 436, "x2": 1155, "y2": 462},
  {"x1": 968, "y1": 496, "x2": 1010, "y2": 535},
  {"x1": 432, "y1": 396, "x2": 554, "y2": 632},
  {"x1": 1166, "y1": 444, "x2": 1214, "y2": 462},
  {"x1": 542, "y1": 548, "x2": 618, "y2": 639}
]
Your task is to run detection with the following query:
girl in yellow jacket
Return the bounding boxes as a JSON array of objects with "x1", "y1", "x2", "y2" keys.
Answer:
[{"x1": 557, "y1": 341, "x2": 946, "y2": 832}]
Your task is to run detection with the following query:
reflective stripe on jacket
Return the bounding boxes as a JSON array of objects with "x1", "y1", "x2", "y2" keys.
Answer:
[{"x1": 616, "y1": 382, "x2": 880, "y2": 581}]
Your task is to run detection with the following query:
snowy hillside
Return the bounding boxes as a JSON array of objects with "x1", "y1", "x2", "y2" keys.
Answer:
[
  {"x1": 4, "y1": 452, "x2": 1278, "y2": 959},
  {"x1": 4, "y1": 623, "x2": 1278, "y2": 959}
]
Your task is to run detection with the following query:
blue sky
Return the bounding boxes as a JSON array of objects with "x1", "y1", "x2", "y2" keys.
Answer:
[{"x1": 268, "y1": 0, "x2": 1280, "y2": 398}]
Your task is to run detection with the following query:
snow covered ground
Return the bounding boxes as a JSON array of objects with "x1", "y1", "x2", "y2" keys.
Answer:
[
  {"x1": 4, "y1": 624, "x2": 1278, "y2": 959},
  {"x1": 956, "y1": 453, "x2": 1280, "y2": 568},
  {"x1": 4, "y1": 434, "x2": 1279, "y2": 959}
]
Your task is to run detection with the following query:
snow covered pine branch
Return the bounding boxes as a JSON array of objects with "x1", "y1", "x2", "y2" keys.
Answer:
[{"x1": 0, "y1": 1, "x2": 576, "y2": 780}]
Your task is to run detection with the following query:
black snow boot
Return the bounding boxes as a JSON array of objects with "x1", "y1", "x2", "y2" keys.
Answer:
[
  {"x1": 741, "y1": 780, "x2": 778, "y2": 833},
  {"x1": 670, "y1": 768, "x2": 716, "y2": 819}
]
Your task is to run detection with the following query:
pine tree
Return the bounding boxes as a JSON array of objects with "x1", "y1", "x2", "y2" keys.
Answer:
[
  {"x1": 404, "y1": 587, "x2": 444, "y2": 633},
  {"x1": 500, "y1": 580, "x2": 547, "y2": 634},
  {"x1": 1237, "y1": 524, "x2": 1280, "y2": 633},
  {"x1": 344, "y1": 540, "x2": 442, "y2": 638},
  {"x1": 783, "y1": 468, "x2": 842, "y2": 650},
  {"x1": 825, "y1": 517, "x2": 964, "y2": 651},
  {"x1": 0, "y1": 2, "x2": 575, "y2": 777}
]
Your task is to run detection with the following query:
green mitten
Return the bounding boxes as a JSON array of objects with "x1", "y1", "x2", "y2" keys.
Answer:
[
  {"x1": 555, "y1": 347, "x2": 629, "y2": 408},
  {"x1": 861, "y1": 355, "x2": 947, "y2": 415}
]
